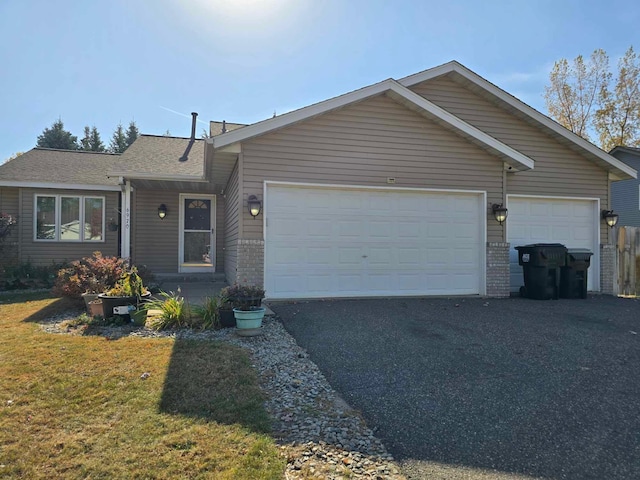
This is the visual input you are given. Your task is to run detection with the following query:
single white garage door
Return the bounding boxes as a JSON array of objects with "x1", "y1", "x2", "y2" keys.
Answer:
[
  {"x1": 507, "y1": 196, "x2": 599, "y2": 292},
  {"x1": 265, "y1": 184, "x2": 485, "y2": 299}
]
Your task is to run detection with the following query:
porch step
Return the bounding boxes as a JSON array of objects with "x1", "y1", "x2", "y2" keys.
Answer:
[{"x1": 155, "y1": 273, "x2": 227, "y2": 284}]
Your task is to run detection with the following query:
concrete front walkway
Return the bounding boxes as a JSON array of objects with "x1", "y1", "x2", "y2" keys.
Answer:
[{"x1": 156, "y1": 279, "x2": 227, "y2": 306}]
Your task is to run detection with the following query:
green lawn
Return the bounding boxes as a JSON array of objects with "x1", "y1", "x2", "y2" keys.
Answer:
[{"x1": 0, "y1": 293, "x2": 285, "y2": 479}]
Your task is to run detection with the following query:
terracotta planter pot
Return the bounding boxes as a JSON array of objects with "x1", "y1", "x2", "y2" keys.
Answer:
[
  {"x1": 82, "y1": 293, "x2": 101, "y2": 314},
  {"x1": 88, "y1": 300, "x2": 103, "y2": 317}
]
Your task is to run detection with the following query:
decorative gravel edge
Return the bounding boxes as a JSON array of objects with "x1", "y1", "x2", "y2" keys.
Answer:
[{"x1": 37, "y1": 311, "x2": 406, "y2": 479}]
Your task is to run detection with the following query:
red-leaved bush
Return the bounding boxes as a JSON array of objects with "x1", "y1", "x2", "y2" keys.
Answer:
[{"x1": 52, "y1": 251, "x2": 127, "y2": 299}]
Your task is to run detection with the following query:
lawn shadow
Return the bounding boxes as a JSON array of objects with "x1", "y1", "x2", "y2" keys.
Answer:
[
  {"x1": 19, "y1": 295, "x2": 82, "y2": 322},
  {"x1": 159, "y1": 338, "x2": 272, "y2": 434}
]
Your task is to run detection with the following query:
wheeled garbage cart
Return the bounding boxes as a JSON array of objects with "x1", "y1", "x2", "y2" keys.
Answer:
[{"x1": 515, "y1": 243, "x2": 568, "y2": 300}]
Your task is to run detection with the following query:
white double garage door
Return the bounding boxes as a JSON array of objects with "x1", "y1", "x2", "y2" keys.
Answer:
[{"x1": 264, "y1": 184, "x2": 599, "y2": 299}]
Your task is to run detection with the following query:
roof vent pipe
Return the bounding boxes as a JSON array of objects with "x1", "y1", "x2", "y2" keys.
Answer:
[
  {"x1": 222, "y1": 120, "x2": 227, "y2": 134},
  {"x1": 190, "y1": 112, "x2": 198, "y2": 140}
]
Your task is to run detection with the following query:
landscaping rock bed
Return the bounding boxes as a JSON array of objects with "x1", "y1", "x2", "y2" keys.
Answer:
[{"x1": 38, "y1": 312, "x2": 405, "y2": 479}]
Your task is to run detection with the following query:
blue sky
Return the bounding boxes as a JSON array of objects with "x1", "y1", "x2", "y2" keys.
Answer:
[{"x1": 1, "y1": 0, "x2": 639, "y2": 161}]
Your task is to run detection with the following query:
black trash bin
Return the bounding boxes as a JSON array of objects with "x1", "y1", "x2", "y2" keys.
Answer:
[
  {"x1": 560, "y1": 248, "x2": 593, "y2": 299},
  {"x1": 515, "y1": 243, "x2": 568, "y2": 300}
]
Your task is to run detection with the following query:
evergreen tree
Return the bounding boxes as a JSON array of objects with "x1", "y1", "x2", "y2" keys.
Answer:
[
  {"x1": 125, "y1": 121, "x2": 139, "y2": 148},
  {"x1": 80, "y1": 126, "x2": 92, "y2": 151},
  {"x1": 109, "y1": 123, "x2": 128, "y2": 154},
  {"x1": 80, "y1": 126, "x2": 106, "y2": 152},
  {"x1": 36, "y1": 119, "x2": 78, "y2": 150}
]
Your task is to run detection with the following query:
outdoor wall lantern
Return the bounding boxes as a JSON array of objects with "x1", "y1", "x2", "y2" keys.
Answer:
[
  {"x1": 492, "y1": 203, "x2": 508, "y2": 225},
  {"x1": 158, "y1": 204, "x2": 168, "y2": 219},
  {"x1": 248, "y1": 195, "x2": 262, "y2": 218},
  {"x1": 602, "y1": 209, "x2": 619, "y2": 228}
]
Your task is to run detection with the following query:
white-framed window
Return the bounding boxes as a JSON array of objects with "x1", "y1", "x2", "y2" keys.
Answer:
[{"x1": 34, "y1": 194, "x2": 105, "y2": 242}]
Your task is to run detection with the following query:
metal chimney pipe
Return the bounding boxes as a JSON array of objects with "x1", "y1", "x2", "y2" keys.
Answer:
[{"x1": 190, "y1": 112, "x2": 197, "y2": 139}]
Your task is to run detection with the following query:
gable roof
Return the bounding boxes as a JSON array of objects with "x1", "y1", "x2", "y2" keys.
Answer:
[
  {"x1": 610, "y1": 146, "x2": 640, "y2": 157},
  {"x1": 0, "y1": 148, "x2": 121, "y2": 190},
  {"x1": 209, "y1": 78, "x2": 535, "y2": 172},
  {"x1": 109, "y1": 135, "x2": 206, "y2": 181},
  {"x1": 209, "y1": 121, "x2": 247, "y2": 137},
  {"x1": 399, "y1": 61, "x2": 636, "y2": 180}
]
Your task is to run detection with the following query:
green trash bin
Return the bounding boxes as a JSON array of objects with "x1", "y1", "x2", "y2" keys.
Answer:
[
  {"x1": 515, "y1": 243, "x2": 568, "y2": 300},
  {"x1": 560, "y1": 249, "x2": 593, "y2": 299}
]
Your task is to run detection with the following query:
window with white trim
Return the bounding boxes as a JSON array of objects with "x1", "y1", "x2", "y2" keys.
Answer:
[{"x1": 35, "y1": 195, "x2": 105, "y2": 242}]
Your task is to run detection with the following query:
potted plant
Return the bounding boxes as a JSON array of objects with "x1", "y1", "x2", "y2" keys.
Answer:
[
  {"x1": 98, "y1": 267, "x2": 150, "y2": 320},
  {"x1": 216, "y1": 288, "x2": 236, "y2": 328},
  {"x1": 225, "y1": 283, "x2": 266, "y2": 335}
]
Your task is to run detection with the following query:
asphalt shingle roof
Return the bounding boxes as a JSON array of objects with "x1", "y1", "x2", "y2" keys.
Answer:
[
  {"x1": 209, "y1": 121, "x2": 247, "y2": 137},
  {"x1": 109, "y1": 135, "x2": 205, "y2": 178},
  {"x1": 0, "y1": 148, "x2": 121, "y2": 186}
]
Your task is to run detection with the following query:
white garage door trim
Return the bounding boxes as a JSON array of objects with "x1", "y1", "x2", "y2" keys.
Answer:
[
  {"x1": 506, "y1": 194, "x2": 600, "y2": 292},
  {"x1": 263, "y1": 181, "x2": 487, "y2": 299}
]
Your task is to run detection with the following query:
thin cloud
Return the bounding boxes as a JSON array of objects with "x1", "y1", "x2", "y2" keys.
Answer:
[{"x1": 159, "y1": 106, "x2": 208, "y2": 125}]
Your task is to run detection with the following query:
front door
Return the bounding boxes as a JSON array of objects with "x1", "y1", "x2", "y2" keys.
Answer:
[{"x1": 179, "y1": 194, "x2": 215, "y2": 273}]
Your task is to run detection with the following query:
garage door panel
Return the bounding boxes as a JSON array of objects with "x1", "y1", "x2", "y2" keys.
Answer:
[
  {"x1": 266, "y1": 185, "x2": 484, "y2": 298},
  {"x1": 508, "y1": 197, "x2": 598, "y2": 292}
]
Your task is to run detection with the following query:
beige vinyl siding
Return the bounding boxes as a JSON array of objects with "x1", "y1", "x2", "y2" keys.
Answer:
[
  {"x1": 132, "y1": 190, "x2": 179, "y2": 273},
  {"x1": 241, "y1": 94, "x2": 504, "y2": 241},
  {"x1": 20, "y1": 188, "x2": 119, "y2": 266},
  {"x1": 411, "y1": 76, "x2": 610, "y2": 244},
  {"x1": 0, "y1": 187, "x2": 20, "y2": 266},
  {"x1": 224, "y1": 161, "x2": 240, "y2": 283},
  {"x1": 131, "y1": 190, "x2": 224, "y2": 274}
]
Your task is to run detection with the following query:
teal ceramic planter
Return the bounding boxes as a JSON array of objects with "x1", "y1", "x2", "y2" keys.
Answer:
[{"x1": 233, "y1": 307, "x2": 265, "y2": 330}]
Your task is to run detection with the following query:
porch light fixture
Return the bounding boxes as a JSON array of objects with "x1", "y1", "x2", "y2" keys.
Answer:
[
  {"x1": 248, "y1": 195, "x2": 262, "y2": 218},
  {"x1": 158, "y1": 204, "x2": 168, "y2": 219},
  {"x1": 492, "y1": 203, "x2": 508, "y2": 225},
  {"x1": 602, "y1": 209, "x2": 619, "y2": 228}
]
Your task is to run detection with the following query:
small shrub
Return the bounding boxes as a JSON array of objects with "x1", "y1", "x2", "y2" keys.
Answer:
[
  {"x1": 0, "y1": 262, "x2": 63, "y2": 291},
  {"x1": 192, "y1": 296, "x2": 221, "y2": 330},
  {"x1": 52, "y1": 252, "x2": 125, "y2": 299},
  {"x1": 104, "y1": 267, "x2": 148, "y2": 298},
  {"x1": 220, "y1": 283, "x2": 265, "y2": 310},
  {"x1": 145, "y1": 290, "x2": 192, "y2": 330}
]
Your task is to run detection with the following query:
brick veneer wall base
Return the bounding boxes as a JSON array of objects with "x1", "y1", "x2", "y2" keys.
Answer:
[
  {"x1": 486, "y1": 242, "x2": 510, "y2": 297},
  {"x1": 600, "y1": 243, "x2": 617, "y2": 296},
  {"x1": 236, "y1": 238, "x2": 264, "y2": 286}
]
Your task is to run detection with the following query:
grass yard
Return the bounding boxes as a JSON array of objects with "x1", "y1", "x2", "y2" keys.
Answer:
[{"x1": 0, "y1": 292, "x2": 285, "y2": 479}]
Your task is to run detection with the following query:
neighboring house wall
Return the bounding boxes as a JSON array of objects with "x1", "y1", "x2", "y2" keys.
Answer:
[
  {"x1": 224, "y1": 161, "x2": 240, "y2": 284},
  {"x1": 610, "y1": 151, "x2": 640, "y2": 227},
  {"x1": 0, "y1": 187, "x2": 20, "y2": 267},
  {"x1": 19, "y1": 188, "x2": 119, "y2": 265},
  {"x1": 131, "y1": 189, "x2": 225, "y2": 274},
  {"x1": 410, "y1": 76, "x2": 611, "y2": 244},
  {"x1": 241, "y1": 94, "x2": 506, "y2": 242}
]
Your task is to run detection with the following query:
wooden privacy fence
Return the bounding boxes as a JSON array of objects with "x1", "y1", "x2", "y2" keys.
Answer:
[{"x1": 613, "y1": 226, "x2": 640, "y2": 297}]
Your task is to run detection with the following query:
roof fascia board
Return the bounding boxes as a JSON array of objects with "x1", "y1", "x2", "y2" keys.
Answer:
[
  {"x1": 210, "y1": 79, "x2": 400, "y2": 149},
  {"x1": 389, "y1": 82, "x2": 534, "y2": 170},
  {"x1": 399, "y1": 62, "x2": 637, "y2": 179},
  {"x1": 210, "y1": 77, "x2": 534, "y2": 170},
  {"x1": 0, "y1": 181, "x2": 121, "y2": 191},
  {"x1": 107, "y1": 172, "x2": 208, "y2": 182}
]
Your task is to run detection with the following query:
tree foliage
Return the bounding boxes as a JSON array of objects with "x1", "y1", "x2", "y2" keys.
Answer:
[
  {"x1": 36, "y1": 119, "x2": 78, "y2": 150},
  {"x1": 79, "y1": 126, "x2": 106, "y2": 152},
  {"x1": 125, "y1": 121, "x2": 139, "y2": 148},
  {"x1": 544, "y1": 46, "x2": 640, "y2": 149},
  {"x1": 109, "y1": 123, "x2": 128, "y2": 154},
  {"x1": 594, "y1": 47, "x2": 640, "y2": 151}
]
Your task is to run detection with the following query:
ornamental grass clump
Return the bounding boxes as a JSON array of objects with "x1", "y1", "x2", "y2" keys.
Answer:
[
  {"x1": 145, "y1": 290, "x2": 192, "y2": 330},
  {"x1": 192, "y1": 296, "x2": 221, "y2": 330}
]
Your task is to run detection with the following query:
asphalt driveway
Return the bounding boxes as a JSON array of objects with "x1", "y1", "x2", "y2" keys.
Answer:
[{"x1": 273, "y1": 296, "x2": 640, "y2": 480}]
